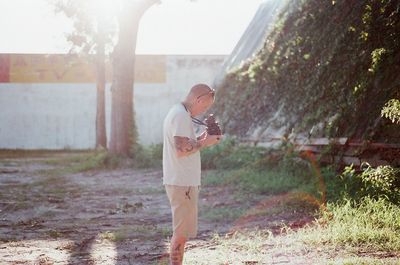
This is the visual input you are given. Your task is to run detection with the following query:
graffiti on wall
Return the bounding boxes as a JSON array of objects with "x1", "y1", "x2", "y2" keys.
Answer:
[{"x1": 0, "y1": 54, "x2": 166, "y2": 83}]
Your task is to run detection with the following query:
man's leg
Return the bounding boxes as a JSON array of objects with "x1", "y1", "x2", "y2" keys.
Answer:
[
  {"x1": 170, "y1": 234, "x2": 187, "y2": 265},
  {"x1": 165, "y1": 185, "x2": 199, "y2": 264}
]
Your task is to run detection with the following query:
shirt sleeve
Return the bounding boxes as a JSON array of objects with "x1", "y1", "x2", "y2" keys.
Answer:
[{"x1": 171, "y1": 112, "x2": 193, "y2": 138}]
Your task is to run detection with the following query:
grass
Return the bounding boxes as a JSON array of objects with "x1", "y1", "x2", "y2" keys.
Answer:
[
  {"x1": 184, "y1": 230, "x2": 279, "y2": 264},
  {"x1": 1, "y1": 145, "x2": 163, "y2": 177},
  {"x1": 31, "y1": 175, "x2": 82, "y2": 199},
  {"x1": 294, "y1": 197, "x2": 400, "y2": 252},
  {"x1": 1, "y1": 173, "x2": 82, "y2": 217},
  {"x1": 0, "y1": 149, "x2": 91, "y2": 159},
  {"x1": 39, "y1": 145, "x2": 163, "y2": 177},
  {"x1": 39, "y1": 151, "x2": 121, "y2": 177},
  {"x1": 2, "y1": 140, "x2": 399, "y2": 263},
  {"x1": 133, "y1": 187, "x2": 165, "y2": 195},
  {"x1": 202, "y1": 164, "x2": 320, "y2": 201},
  {"x1": 326, "y1": 257, "x2": 400, "y2": 265},
  {"x1": 200, "y1": 140, "x2": 400, "y2": 262},
  {"x1": 202, "y1": 164, "x2": 400, "y2": 260},
  {"x1": 185, "y1": 227, "x2": 400, "y2": 265}
]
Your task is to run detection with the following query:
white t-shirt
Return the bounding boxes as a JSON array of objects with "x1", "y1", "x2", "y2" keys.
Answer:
[{"x1": 163, "y1": 103, "x2": 201, "y2": 186}]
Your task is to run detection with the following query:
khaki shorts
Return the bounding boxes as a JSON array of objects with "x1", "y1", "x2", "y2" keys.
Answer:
[{"x1": 165, "y1": 185, "x2": 200, "y2": 239}]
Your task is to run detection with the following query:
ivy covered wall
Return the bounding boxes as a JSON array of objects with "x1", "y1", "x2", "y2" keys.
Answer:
[{"x1": 215, "y1": 0, "x2": 400, "y2": 142}]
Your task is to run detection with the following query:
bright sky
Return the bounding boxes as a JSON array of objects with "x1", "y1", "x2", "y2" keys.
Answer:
[{"x1": 0, "y1": 0, "x2": 263, "y2": 55}]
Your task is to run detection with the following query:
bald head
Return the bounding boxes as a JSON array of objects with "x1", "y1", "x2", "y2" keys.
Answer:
[
  {"x1": 183, "y1": 83, "x2": 215, "y2": 116},
  {"x1": 186, "y1": 83, "x2": 215, "y2": 101}
]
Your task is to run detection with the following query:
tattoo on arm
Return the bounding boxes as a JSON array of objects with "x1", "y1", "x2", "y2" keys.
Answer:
[
  {"x1": 174, "y1": 243, "x2": 181, "y2": 251},
  {"x1": 174, "y1": 136, "x2": 201, "y2": 155}
]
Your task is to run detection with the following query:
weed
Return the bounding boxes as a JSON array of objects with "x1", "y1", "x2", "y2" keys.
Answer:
[{"x1": 296, "y1": 197, "x2": 400, "y2": 252}]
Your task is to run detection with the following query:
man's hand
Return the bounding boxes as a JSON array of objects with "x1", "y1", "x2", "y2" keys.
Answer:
[
  {"x1": 197, "y1": 131, "x2": 208, "y2": 141},
  {"x1": 202, "y1": 133, "x2": 223, "y2": 148}
]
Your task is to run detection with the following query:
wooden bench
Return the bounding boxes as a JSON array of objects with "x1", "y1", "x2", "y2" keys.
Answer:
[
  {"x1": 295, "y1": 137, "x2": 400, "y2": 167},
  {"x1": 244, "y1": 137, "x2": 400, "y2": 167}
]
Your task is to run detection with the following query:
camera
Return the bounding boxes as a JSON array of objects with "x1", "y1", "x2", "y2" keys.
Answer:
[{"x1": 205, "y1": 114, "x2": 222, "y2": 135}]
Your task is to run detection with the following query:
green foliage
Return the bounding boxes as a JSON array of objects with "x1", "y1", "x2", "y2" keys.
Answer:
[
  {"x1": 54, "y1": 0, "x2": 118, "y2": 54},
  {"x1": 203, "y1": 141, "x2": 400, "y2": 205},
  {"x1": 201, "y1": 141, "x2": 400, "y2": 255},
  {"x1": 381, "y1": 99, "x2": 400, "y2": 124},
  {"x1": 202, "y1": 144, "x2": 328, "y2": 198},
  {"x1": 339, "y1": 163, "x2": 400, "y2": 204},
  {"x1": 201, "y1": 142, "x2": 400, "y2": 254},
  {"x1": 203, "y1": 167, "x2": 310, "y2": 196},
  {"x1": 201, "y1": 137, "x2": 267, "y2": 170},
  {"x1": 319, "y1": 166, "x2": 344, "y2": 202},
  {"x1": 236, "y1": 168, "x2": 310, "y2": 195},
  {"x1": 42, "y1": 150, "x2": 122, "y2": 175},
  {"x1": 72, "y1": 151, "x2": 120, "y2": 171},
  {"x1": 299, "y1": 197, "x2": 400, "y2": 251},
  {"x1": 369, "y1": 47, "x2": 387, "y2": 73},
  {"x1": 215, "y1": 0, "x2": 400, "y2": 142},
  {"x1": 42, "y1": 144, "x2": 163, "y2": 174},
  {"x1": 130, "y1": 143, "x2": 163, "y2": 169}
]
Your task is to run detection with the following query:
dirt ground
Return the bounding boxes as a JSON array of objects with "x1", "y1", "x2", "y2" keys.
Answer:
[{"x1": 0, "y1": 153, "x2": 398, "y2": 265}]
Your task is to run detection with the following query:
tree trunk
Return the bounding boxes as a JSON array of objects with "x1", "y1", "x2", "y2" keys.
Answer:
[
  {"x1": 109, "y1": 0, "x2": 159, "y2": 156},
  {"x1": 95, "y1": 31, "x2": 107, "y2": 149}
]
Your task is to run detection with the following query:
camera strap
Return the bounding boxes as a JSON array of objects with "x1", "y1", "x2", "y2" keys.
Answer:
[{"x1": 191, "y1": 116, "x2": 207, "y2": 126}]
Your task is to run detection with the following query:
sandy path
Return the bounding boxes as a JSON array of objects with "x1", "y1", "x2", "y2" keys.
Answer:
[{"x1": 0, "y1": 158, "x2": 173, "y2": 265}]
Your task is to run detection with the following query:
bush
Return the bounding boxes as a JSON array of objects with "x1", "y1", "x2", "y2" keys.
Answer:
[{"x1": 339, "y1": 163, "x2": 400, "y2": 204}]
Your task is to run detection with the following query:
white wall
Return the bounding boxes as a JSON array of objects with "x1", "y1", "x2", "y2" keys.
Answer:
[{"x1": 0, "y1": 55, "x2": 226, "y2": 149}]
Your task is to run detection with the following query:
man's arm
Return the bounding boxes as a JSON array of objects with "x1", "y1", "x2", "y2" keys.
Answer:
[
  {"x1": 174, "y1": 134, "x2": 222, "y2": 158},
  {"x1": 174, "y1": 136, "x2": 203, "y2": 157}
]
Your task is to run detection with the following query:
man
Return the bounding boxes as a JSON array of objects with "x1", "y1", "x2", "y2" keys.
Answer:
[{"x1": 163, "y1": 83, "x2": 222, "y2": 265}]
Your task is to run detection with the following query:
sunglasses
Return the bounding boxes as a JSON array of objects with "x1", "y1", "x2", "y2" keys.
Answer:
[{"x1": 196, "y1": 88, "x2": 215, "y2": 100}]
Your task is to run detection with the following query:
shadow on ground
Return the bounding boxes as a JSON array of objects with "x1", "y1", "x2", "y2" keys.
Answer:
[
  {"x1": 0, "y1": 152, "x2": 317, "y2": 264},
  {"x1": 0, "y1": 154, "x2": 173, "y2": 265}
]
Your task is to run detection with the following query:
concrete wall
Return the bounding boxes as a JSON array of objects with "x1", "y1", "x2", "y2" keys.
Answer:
[{"x1": 0, "y1": 55, "x2": 226, "y2": 149}]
